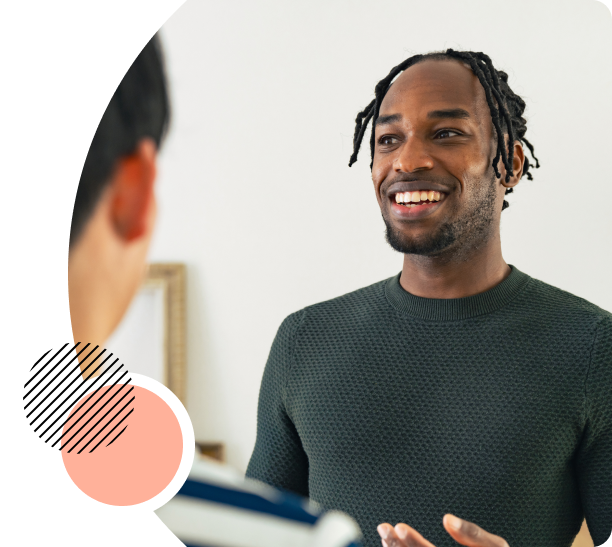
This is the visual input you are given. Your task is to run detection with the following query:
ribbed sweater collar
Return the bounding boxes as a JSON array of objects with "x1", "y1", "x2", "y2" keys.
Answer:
[{"x1": 384, "y1": 265, "x2": 531, "y2": 321}]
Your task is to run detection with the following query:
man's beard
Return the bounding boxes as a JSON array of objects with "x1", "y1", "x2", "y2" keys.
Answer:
[{"x1": 383, "y1": 172, "x2": 499, "y2": 258}]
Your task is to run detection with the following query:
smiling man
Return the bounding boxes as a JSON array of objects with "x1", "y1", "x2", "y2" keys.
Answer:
[{"x1": 246, "y1": 50, "x2": 612, "y2": 547}]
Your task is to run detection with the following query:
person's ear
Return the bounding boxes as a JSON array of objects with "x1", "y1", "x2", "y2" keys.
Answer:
[
  {"x1": 109, "y1": 138, "x2": 157, "y2": 242},
  {"x1": 501, "y1": 141, "x2": 524, "y2": 189}
]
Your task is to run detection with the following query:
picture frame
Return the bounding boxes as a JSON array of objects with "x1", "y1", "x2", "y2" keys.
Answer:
[
  {"x1": 106, "y1": 263, "x2": 187, "y2": 404},
  {"x1": 195, "y1": 441, "x2": 225, "y2": 463}
]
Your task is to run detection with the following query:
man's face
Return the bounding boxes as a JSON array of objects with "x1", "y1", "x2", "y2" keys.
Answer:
[{"x1": 372, "y1": 58, "x2": 507, "y2": 258}]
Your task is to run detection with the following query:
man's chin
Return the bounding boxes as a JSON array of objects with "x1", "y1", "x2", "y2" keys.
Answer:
[{"x1": 384, "y1": 224, "x2": 456, "y2": 256}]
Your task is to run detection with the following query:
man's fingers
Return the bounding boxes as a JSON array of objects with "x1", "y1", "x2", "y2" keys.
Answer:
[
  {"x1": 377, "y1": 523, "x2": 435, "y2": 547},
  {"x1": 443, "y1": 514, "x2": 509, "y2": 547},
  {"x1": 377, "y1": 516, "x2": 509, "y2": 547},
  {"x1": 378, "y1": 523, "x2": 405, "y2": 547},
  {"x1": 395, "y1": 523, "x2": 437, "y2": 547}
]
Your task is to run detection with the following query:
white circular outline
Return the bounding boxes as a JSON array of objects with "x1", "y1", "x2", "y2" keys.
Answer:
[{"x1": 49, "y1": 372, "x2": 195, "y2": 516}]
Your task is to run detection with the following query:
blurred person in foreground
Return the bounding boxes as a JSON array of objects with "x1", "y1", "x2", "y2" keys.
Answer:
[{"x1": 68, "y1": 34, "x2": 361, "y2": 547}]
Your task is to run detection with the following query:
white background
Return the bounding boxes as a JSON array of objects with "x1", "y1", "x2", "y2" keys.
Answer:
[{"x1": 151, "y1": 0, "x2": 612, "y2": 472}]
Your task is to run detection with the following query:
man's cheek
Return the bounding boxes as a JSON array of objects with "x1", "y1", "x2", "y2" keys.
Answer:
[{"x1": 371, "y1": 164, "x2": 388, "y2": 199}]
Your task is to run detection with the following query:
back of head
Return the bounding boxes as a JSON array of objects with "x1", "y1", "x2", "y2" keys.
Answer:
[{"x1": 70, "y1": 34, "x2": 170, "y2": 248}]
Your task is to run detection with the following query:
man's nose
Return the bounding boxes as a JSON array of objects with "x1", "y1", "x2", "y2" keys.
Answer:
[{"x1": 393, "y1": 137, "x2": 434, "y2": 173}]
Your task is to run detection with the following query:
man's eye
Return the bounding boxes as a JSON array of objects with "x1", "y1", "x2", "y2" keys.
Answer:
[
  {"x1": 379, "y1": 135, "x2": 397, "y2": 145},
  {"x1": 435, "y1": 129, "x2": 460, "y2": 139}
]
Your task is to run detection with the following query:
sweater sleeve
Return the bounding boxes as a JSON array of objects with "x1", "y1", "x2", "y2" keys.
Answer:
[
  {"x1": 245, "y1": 310, "x2": 309, "y2": 497},
  {"x1": 575, "y1": 315, "x2": 612, "y2": 546}
]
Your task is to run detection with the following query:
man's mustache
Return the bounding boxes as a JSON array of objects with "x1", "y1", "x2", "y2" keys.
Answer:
[{"x1": 381, "y1": 173, "x2": 457, "y2": 195}]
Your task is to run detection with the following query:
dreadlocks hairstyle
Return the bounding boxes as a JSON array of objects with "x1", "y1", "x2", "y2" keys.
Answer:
[{"x1": 348, "y1": 49, "x2": 540, "y2": 210}]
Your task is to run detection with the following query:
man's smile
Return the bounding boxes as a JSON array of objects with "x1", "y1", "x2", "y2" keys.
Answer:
[{"x1": 387, "y1": 186, "x2": 449, "y2": 220}]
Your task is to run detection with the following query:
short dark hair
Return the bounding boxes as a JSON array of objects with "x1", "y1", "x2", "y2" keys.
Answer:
[
  {"x1": 349, "y1": 49, "x2": 540, "y2": 210},
  {"x1": 70, "y1": 34, "x2": 170, "y2": 247}
]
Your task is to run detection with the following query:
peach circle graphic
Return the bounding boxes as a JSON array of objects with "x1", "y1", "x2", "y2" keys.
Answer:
[{"x1": 62, "y1": 384, "x2": 182, "y2": 506}]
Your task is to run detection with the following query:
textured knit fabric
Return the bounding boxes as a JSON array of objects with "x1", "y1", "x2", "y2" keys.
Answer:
[{"x1": 246, "y1": 267, "x2": 612, "y2": 547}]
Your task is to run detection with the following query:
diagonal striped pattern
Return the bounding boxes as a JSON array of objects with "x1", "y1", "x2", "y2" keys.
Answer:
[{"x1": 23, "y1": 344, "x2": 135, "y2": 453}]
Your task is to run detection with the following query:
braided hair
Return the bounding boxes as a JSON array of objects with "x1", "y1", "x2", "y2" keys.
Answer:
[{"x1": 349, "y1": 49, "x2": 540, "y2": 210}]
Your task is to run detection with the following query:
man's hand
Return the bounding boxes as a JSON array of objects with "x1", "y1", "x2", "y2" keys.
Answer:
[{"x1": 377, "y1": 514, "x2": 509, "y2": 547}]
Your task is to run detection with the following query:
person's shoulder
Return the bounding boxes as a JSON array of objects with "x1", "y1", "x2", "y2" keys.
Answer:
[
  {"x1": 300, "y1": 276, "x2": 395, "y2": 318},
  {"x1": 156, "y1": 457, "x2": 362, "y2": 547},
  {"x1": 273, "y1": 276, "x2": 395, "y2": 340},
  {"x1": 523, "y1": 273, "x2": 612, "y2": 323}
]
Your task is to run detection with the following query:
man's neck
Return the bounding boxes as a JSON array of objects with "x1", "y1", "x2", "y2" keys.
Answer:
[
  {"x1": 69, "y1": 259, "x2": 114, "y2": 356},
  {"x1": 69, "y1": 295, "x2": 110, "y2": 378},
  {"x1": 399, "y1": 237, "x2": 510, "y2": 300}
]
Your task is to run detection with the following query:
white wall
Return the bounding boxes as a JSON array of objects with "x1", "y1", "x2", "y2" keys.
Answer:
[{"x1": 148, "y1": 0, "x2": 612, "y2": 471}]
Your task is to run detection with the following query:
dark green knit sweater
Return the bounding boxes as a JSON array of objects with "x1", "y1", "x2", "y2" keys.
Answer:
[{"x1": 246, "y1": 267, "x2": 612, "y2": 547}]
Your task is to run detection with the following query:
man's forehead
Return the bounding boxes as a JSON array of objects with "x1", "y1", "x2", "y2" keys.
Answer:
[{"x1": 379, "y1": 58, "x2": 486, "y2": 117}]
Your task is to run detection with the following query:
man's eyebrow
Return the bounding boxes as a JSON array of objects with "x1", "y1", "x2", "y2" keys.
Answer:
[
  {"x1": 375, "y1": 109, "x2": 471, "y2": 127},
  {"x1": 427, "y1": 108, "x2": 471, "y2": 120},
  {"x1": 375, "y1": 114, "x2": 402, "y2": 127}
]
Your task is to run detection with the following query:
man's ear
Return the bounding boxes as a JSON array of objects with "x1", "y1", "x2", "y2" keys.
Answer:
[
  {"x1": 501, "y1": 141, "x2": 525, "y2": 189},
  {"x1": 109, "y1": 138, "x2": 157, "y2": 241}
]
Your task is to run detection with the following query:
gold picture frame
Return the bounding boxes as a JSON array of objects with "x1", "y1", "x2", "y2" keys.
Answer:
[
  {"x1": 195, "y1": 441, "x2": 225, "y2": 463},
  {"x1": 144, "y1": 263, "x2": 187, "y2": 404}
]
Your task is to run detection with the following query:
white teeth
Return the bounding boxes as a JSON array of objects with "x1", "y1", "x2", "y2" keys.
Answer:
[{"x1": 395, "y1": 191, "x2": 443, "y2": 205}]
